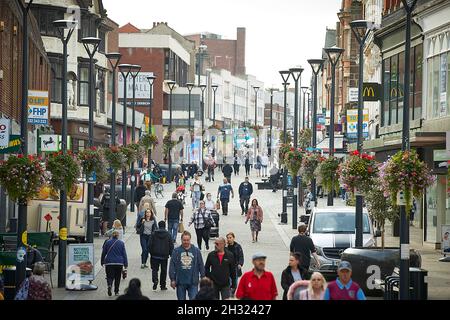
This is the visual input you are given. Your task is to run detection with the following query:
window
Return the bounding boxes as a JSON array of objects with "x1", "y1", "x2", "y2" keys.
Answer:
[
  {"x1": 381, "y1": 44, "x2": 423, "y2": 127},
  {"x1": 78, "y1": 63, "x2": 89, "y2": 106},
  {"x1": 96, "y1": 69, "x2": 106, "y2": 113},
  {"x1": 49, "y1": 55, "x2": 63, "y2": 103},
  {"x1": 98, "y1": 29, "x2": 106, "y2": 53},
  {"x1": 108, "y1": 71, "x2": 113, "y2": 94},
  {"x1": 32, "y1": 8, "x2": 64, "y2": 37},
  {"x1": 79, "y1": 14, "x2": 97, "y2": 41}
]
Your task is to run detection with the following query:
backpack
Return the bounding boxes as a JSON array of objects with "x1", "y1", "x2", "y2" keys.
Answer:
[{"x1": 14, "y1": 278, "x2": 29, "y2": 300}]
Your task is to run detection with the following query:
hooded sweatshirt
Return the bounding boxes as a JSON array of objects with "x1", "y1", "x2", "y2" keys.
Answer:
[{"x1": 148, "y1": 229, "x2": 174, "y2": 259}]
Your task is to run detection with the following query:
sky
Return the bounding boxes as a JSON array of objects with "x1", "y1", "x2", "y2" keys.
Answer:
[{"x1": 103, "y1": 0, "x2": 342, "y2": 90}]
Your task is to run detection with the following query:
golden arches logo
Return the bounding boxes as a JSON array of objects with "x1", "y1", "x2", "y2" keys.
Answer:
[
  {"x1": 390, "y1": 87, "x2": 404, "y2": 97},
  {"x1": 363, "y1": 87, "x2": 375, "y2": 97}
]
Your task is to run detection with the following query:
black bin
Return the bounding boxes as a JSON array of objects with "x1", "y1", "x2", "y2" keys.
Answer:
[
  {"x1": 93, "y1": 206, "x2": 101, "y2": 237},
  {"x1": 3, "y1": 267, "x2": 16, "y2": 300},
  {"x1": 410, "y1": 267, "x2": 427, "y2": 300}
]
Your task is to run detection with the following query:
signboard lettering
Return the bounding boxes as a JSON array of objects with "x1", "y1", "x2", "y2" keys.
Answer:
[
  {"x1": 363, "y1": 83, "x2": 381, "y2": 102},
  {"x1": 346, "y1": 109, "x2": 369, "y2": 139},
  {"x1": 28, "y1": 90, "x2": 49, "y2": 125},
  {"x1": 0, "y1": 118, "x2": 10, "y2": 148}
]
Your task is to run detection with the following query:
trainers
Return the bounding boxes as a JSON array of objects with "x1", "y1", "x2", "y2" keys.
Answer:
[
  {"x1": 115, "y1": 292, "x2": 120, "y2": 296},
  {"x1": 161, "y1": 286, "x2": 168, "y2": 291},
  {"x1": 141, "y1": 264, "x2": 146, "y2": 269},
  {"x1": 153, "y1": 284, "x2": 158, "y2": 291},
  {"x1": 107, "y1": 287, "x2": 112, "y2": 297}
]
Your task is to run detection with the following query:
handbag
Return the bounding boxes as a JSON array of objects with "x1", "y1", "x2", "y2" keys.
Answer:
[
  {"x1": 200, "y1": 210, "x2": 213, "y2": 229},
  {"x1": 122, "y1": 268, "x2": 127, "y2": 279},
  {"x1": 178, "y1": 222, "x2": 185, "y2": 233},
  {"x1": 215, "y1": 199, "x2": 221, "y2": 210}
]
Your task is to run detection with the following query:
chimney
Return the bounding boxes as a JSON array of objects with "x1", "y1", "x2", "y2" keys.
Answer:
[
  {"x1": 153, "y1": 22, "x2": 157, "y2": 27},
  {"x1": 235, "y1": 27, "x2": 246, "y2": 75}
]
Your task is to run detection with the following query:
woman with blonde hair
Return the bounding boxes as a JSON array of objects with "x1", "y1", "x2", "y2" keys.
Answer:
[
  {"x1": 105, "y1": 219, "x2": 124, "y2": 240},
  {"x1": 288, "y1": 272, "x2": 327, "y2": 300}
]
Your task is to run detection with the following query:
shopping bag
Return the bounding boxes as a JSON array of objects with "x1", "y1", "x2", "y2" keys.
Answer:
[
  {"x1": 215, "y1": 199, "x2": 221, "y2": 210},
  {"x1": 178, "y1": 222, "x2": 185, "y2": 233}
]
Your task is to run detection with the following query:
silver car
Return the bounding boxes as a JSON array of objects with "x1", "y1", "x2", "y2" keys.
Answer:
[{"x1": 306, "y1": 207, "x2": 380, "y2": 277}]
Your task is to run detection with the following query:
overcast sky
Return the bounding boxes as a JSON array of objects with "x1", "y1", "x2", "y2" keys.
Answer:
[{"x1": 103, "y1": 0, "x2": 342, "y2": 90}]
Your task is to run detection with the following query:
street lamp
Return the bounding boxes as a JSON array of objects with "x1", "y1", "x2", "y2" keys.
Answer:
[
  {"x1": 323, "y1": 46, "x2": 344, "y2": 207},
  {"x1": 129, "y1": 64, "x2": 141, "y2": 214},
  {"x1": 146, "y1": 75, "x2": 156, "y2": 167},
  {"x1": 118, "y1": 64, "x2": 133, "y2": 206},
  {"x1": 81, "y1": 36, "x2": 101, "y2": 244},
  {"x1": 268, "y1": 88, "x2": 274, "y2": 158},
  {"x1": 400, "y1": 0, "x2": 418, "y2": 300},
  {"x1": 307, "y1": 59, "x2": 325, "y2": 208},
  {"x1": 211, "y1": 84, "x2": 219, "y2": 126},
  {"x1": 199, "y1": 84, "x2": 207, "y2": 169},
  {"x1": 307, "y1": 90, "x2": 311, "y2": 129},
  {"x1": 54, "y1": 18, "x2": 77, "y2": 288},
  {"x1": 253, "y1": 86, "x2": 260, "y2": 158},
  {"x1": 186, "y1": 82, "x2": 195, "y2": 163},
  {"x1": 167, "y1": 80, "x2": 176, "y2": 183},
  {"x1": 105, "y1": 52, "x2": 121, "y2": 229},
  {"x1": 279, "y1": 71, "x2": 291, "y2": 145},
  {"x1": 289, "y1": 67, "x2": 303, "y2": 149},
  {"x1": 350, "y1": 20, "x2": 372, "y2": 248}
]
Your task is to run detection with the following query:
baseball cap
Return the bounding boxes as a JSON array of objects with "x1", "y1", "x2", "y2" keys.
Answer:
[
  {"x1": 252, "y1": 252, "x2": 267, "y2": 260},
  {"x1": 338, "y1": 261, "x2": 352, "y2": 271}
]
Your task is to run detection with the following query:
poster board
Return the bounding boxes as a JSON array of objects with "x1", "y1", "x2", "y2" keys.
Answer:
[
  {"x1": 67, "y1": 243, "x2": 95, "y2": 283},
  {"x1": 442, "y1": 225, "x2": 450, "y2": 255}
]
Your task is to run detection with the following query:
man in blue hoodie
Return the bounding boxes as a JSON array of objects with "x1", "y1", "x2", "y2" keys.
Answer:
[
  {"x1": 169, "y1": 231, "x2": 205, "y2": 300},
  {"x1": 238, "y1": 177, "x2": 253, "y2": 215}
]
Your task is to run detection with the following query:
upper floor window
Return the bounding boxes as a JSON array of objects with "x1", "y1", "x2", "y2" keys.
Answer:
[
  {"x1": 79, "y1": 14, "x2": 97, "y2": 41},
  {"x1": 98, "y1": 29, "x2": 106, "y2": 53},
  {"x1": 427, "y1": 48, "x2": 450, "y2": 119},
  {"x1": 381, "y1": 44, "x2": 423, "y2": 127},
  {"x1": 49, "y1": 54, "x2": 63, "y2": 103},
  {"x1": 96, "y1": 69, "x2": 106, "y2": 113},
  {"x1": 32, "y1": 8, "x2": 64, "y2": 37},
  {"x1": 78, "y1": 62, "x2": 90, "y2": 106}
]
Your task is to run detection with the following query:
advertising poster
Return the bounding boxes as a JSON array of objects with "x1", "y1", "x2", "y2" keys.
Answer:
[
  {"x1": 28, "y1": 90, "x2": 49, "y2": 125},
  {"x1": 442, "y1": 225, "x2": 450, "y2": 254},
  {"x1": 346, "y1": 109, "x2": 369, "y2": 139},
  {"x1": 67, "y1": 243, "x2": 95, "y2": 282},
  {"x1": 34, "y1": 183, "x2": 84, "y2": 203},
  {"x1": 0, "y1": 118, "x2": 10, "y2": 148}
]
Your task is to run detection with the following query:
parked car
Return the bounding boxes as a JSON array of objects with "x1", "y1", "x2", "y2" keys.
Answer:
[{"x1": 306, "y1": 207, "x2": 381, "y2": 278}]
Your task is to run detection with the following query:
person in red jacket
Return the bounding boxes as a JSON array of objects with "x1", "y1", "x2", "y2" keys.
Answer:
[{"x1": 236, "y1": 253, "x2": 277, "y2": 300}]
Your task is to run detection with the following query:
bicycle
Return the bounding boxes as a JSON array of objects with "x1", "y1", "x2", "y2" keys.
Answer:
[{"x1": 150, "y1": 172, "x2": 164, "y2": 198}]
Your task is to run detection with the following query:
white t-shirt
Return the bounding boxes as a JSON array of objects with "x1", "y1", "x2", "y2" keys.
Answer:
[
  {"x1": 205, "y1": 199, "x2": 215, "y2": 211},
  {"x1": 261, "y1": 155, "x2": 269, "y2": 166}
]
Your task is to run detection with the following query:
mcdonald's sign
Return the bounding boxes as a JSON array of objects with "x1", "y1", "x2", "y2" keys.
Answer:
[{"x1": 363, "y1": 82, "x2": 381, "y2": 102}]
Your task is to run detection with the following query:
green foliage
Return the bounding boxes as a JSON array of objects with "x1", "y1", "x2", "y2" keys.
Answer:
[
  {"x1": 46, "y1": 151, "x2": 80, "y2": 192},
  {"x1": 102, "y1": 146, "x2": 126, "y2": 172},
  {"x1": 319, "y1": 156, "x2": 340, "y2": 193},
  {"x1": 284, "y1": 148, "x2": 304, "y2": 176}
]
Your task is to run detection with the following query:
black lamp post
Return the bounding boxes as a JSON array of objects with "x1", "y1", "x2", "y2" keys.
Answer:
[
  {"x1": 253, "y1": 86, "x2": 260, "y2": 157},
  {"x1": 323, "y1": 46, "x2": 344, "y2": 207},
  {"x1": 307, "y1": 90, "x2": 311, "y2": 129},
  {"x1": 105, "y1": 53, "x2": 121, "y2": 228},
  {"x1": 269, "y1": 89, "x2": 274, "y2": 157},
  {"x1": 81, "y1": 36, "x2": 101, "y2": 244},
  {"x1": 199, "y1": 84, "x2": 207, "y2": 168},
  {"x1": 399, "y1": 0, "x2": 418, "y2": 301},
  {"x1": 129, "y1": 64, "x2": 141, "y2": 214},
  {"x1": 186, "y1": 83, "x2": 195, "y2": 163},
  {"x1": 167, "y1": 80, "x2": 176, "y2": 183},
  {"x1": 15, "y1": 0, "x2": 34, "y2": 291},
  {"x1": 279, "y1": 71, "x2": 291, "y2": 145},
  {"x1": 146, "y1": 75, "x2": 156, "y2": 167},
  {"x1": 54, "y1": 19, "x2": 77, "y2": 288},
  {"x1": 301, "y1": 87, "x2": 309, "y2": 130},
  {"x1": 350, "y1": 20, "x2": 372, "y2": 248},
  {"x1": 118, "y1": 64, "x2": 133, "y2": 204},
  {"x1": 289, "y1": 68, "x2": 303, "y2": 148},
  {"x1": 307, "y1": 59, "x2": 325, "y2": 208},
  {"x1": 212, "y1": 84, "x2": 219, "y2": 126}
]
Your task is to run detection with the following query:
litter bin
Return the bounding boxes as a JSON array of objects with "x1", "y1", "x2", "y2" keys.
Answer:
[
  {"x1": 93, "y1": 206, "x2": 101, "y2": 237},
  {"x1": 410, "y1": 267, "x2": 428, "y2": 300}
]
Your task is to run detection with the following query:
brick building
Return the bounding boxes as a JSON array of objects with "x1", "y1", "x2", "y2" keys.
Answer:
[
  {"x1": 185, "y1": 28, "x2": 246, "y2": 76},
  {"x1": 0, "y1": 0, "x2": 50, "y2": 137}
]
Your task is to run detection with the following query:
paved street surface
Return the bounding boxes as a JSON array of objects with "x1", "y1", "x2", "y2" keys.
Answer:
[{"x1": 50, "y1": 170, "x2": 450, "y2": 300}]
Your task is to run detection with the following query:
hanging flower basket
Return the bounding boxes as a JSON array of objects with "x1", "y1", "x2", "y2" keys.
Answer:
[
  {"x1": 319, "y1": 156, "x2": 340, "y2": 193},
  {"x1": 78, "y1": 146, "x2": 104, "y2": 176},
  {"x1": 278, "y1": 144, "x2": 292, "y2": 166},
  {"x1": 0, "y1": 154, "x2": 46, "y2": 205},
  {"x1": 301, "y1": 152, "x2": 325, "y2": 184},
  {"x1": 46, "y1": 151, "x2": 80, "y2": 192},
  {"x1": 129, "y1": 143, "x2": 145, "y2": 161},
  {"x1": 338, "y1": 150, "x2": 378, "y2": 196},
  {"x1": 284, "y1": 148, "x2": 304, "y2": 176},
  {"x1": 121, "y1": 143, "x2": 145, "y2": 166},
  {"x1": 379, "y1": 149, "x2": 434, "y2": 213},
  {"x1": 163, "y1": 131, "x2": 177, "y2": 159},
  {"x1": 102, "y1": 146, "x2": 126, "y2": 172},
  {"x1": 208, "y1": 124, "x2": 221, "y2": 130},
  {"x1": 140, "y1": 134, "x2": 159, "y2": 150},
  {"x1": 298, "y1": 128, "x2": 312, "y2": 149}
]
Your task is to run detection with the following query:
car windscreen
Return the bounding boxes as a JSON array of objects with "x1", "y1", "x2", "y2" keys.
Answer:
[{"x1": 312, "y1": 211, "x2": 371, "y2": 234}]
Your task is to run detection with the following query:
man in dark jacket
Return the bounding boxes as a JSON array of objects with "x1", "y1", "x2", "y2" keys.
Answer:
[
  {"x1": 226, "y1": 232, "x2": 244, "y2": 297},
  {"x1": 204, "y1": 237, "x2": 236, "y2": 300},
  {"x1": 290, "y1": 224, "x2": 321, "y2": 279},
  {"x1": 135, "y1": 180, "x2": 147, "y2": 210},
  {"x1": 149, "y1": 220, "x2": 174, "y2": 291},
  {"x1": 188, "y1": 162, "x2": 199, "y2": 179},
  {"x1": 238, "y1": 177, "x2": 253, "y2": 215},
  {"x1": 222, "y1": 162, "x2": 233, "y2": 184}
]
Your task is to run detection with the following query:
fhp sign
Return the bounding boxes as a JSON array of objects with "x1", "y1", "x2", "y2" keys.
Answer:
[
  {"x1": 0, "y1": 118, "x2": 10, "y2": 148},
  {"x1": 346, "y1": 109, "x2": 369, "y2": 139},
  {"x1": 28, "y1": 90, "x2": 49, "y2": 125}
]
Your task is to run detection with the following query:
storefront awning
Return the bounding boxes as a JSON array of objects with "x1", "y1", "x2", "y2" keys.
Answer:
[{"x1": 363, "y1": 132, "x2": 446, "y2": 152}]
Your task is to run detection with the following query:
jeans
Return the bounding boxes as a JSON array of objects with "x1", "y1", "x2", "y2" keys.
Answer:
[
  {"x1": 168, "y1": 219, "x2": 179, "y2": 242},
  {"x1": 192, "y1": 191, "x2": 201, "y2": 209},
  {"x1": 195, "y1": 227, "x2": 210, "y2": 250},
  {"x1": 150, "y1": 257, "x2": 168, "y2": 288},
  {"x1": 176, "y1": 284, "x2": 198, "y2": 300},
  {"x1": 213, "y1": 285, "x2": 231, "y2": 300},
  {"x1": 140, "y1": 234, "x2": 151, "y2": 264},
  {"x1": 240, "y1": 197, "x2": 250, "y2": 213},
  {"x1": 105, "y1": 265, "x2": 122, "y2": 294},
  {"x1": 245, "y1": 165, "x2": 250, "y2": 176},
  {"x1": 221, "y1": 199, "x2": 230, "y2": 215}
]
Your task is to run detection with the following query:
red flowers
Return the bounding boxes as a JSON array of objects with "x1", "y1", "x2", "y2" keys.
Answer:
[
  {"x1": 91, "y1": 146, "x2": 97, "y2": 151},
  {"x1": 351, "y1": 150, "x2": 360, "y2": 156},
  {"x1": 290, "y1": 147, "x2": 295, "y2": 151},
  {"x1": 18, "y1": 154, "x2": 24, "y2": 159}
]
